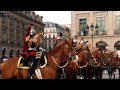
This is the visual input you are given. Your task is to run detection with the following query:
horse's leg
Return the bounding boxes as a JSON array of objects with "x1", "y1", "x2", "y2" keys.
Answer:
[
  {"x1": 108, "y1": 71, "x2": 112, "y2": 79},
  {"x1": 117, "y1": 67, "x2": 120, "y2": 79},
  {"x1": 98, "y1": 68, "x2": 103, "y2": 79}
]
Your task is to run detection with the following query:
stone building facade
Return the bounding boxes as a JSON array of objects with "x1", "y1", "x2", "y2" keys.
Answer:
[
  {"x1": 71, "y1": 11, "x2": 120, "y2": 50},
  {"x1": 44, "y1": 22, "x2": 69, "y2": 50},
  {"x1": 0, "y1": 11, "x2": 45, "y2": 58}
]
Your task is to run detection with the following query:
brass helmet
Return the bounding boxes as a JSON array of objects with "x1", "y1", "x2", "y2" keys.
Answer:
[{"x1": 30, "y1": 26, "x2": 35, "y2": 35}]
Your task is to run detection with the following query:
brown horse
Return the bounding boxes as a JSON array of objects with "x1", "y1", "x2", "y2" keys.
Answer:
[
  {"x1": 32, "y1": 39, "x2": 74, "y2": 79},
  {"x1": 92, "y1": 48, "x2": 105, "y2": 79},
  {"x1": 0, "y1": 39, "x2": 73, "y2": 79},
  {"x1": 106, "y1": 51, "x2": 118, "y2": 79},
  {"x1": 64, "y1": 46, "x2": 95, "y2": 79},
  {"x1": 1, "y1": 40, "x2": 72, "y2": 79}
]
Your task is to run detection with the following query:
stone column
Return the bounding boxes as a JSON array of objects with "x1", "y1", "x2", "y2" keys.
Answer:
[
  {"x1": 89, "y1": 11, "x2": 94, "y2": 35},
  {"x1": 71, "y1": 11, "x2": 77, "y2": 37},
  {"x1": 107, "y1": 11, "x2": 113, "y2": 35},
  {"x1": 7, "y1": 15, "x2": 10, "y2": 44}
]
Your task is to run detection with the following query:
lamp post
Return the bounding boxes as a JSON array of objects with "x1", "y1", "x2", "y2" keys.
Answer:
[
  {"x1": 86, "y1": 23, "x2": 99, "y2": 49},
  {"x1": 90, "y1": 23, "x2": 94, "y2": 49}
]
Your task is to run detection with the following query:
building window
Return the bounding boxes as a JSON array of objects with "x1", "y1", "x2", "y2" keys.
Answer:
[
  {"x1": 96, "y1": 16, "x2": 105, "y2": 35},
  {"x1": 1, "y1": 26, "x2": 7, "y2": 43},
  {"x1": 2, "y1": 48, "x2": 6, "y2": 58},
  {"x1": 116, "y1": 15, "x2": 120, "y2": 34},
  {"x1": 79, "y1": 18, "x2": 87, "y2": 36},
  {"x1": 49, "y1": 29, "x2": 51, "y2": 33},
  {"x1": 2, "y1": 15, "x2": 6, "y2": 24},
  {"x1": 22, "y1": 23, "x2": 25, "y2": 44},
  {"x1": 10, "y1": 49, "x2": 14, "y2": 58},
  {"x1": 9, "y1": 17, "x2": 14, "y2": 27},
  {"x1": 16, "y1": 20, "x2": 19, "y2": 29},
  {"x1": 49, "y1": 24, "x2": 52, "y2": 27},
  {"x1": 16, "y1": 29, "x2": 21, "y2": 45},
  {"x1": 53, "y1": 29, "x2": 55, "y2": 33},
  {"x1": 16, "y1": 49, "x2": 20, "y2": 56},
  {"x1": 10, "y1": 28, "x2": 14, "y2": 44}
]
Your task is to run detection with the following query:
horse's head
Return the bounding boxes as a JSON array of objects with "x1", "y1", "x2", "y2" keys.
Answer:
[
  {"x1": 102, "y1": 51, "x2": 112, "y2": 66},
  {"x1": 77, "y1": 48, "x2": 89, "y2": 65},
  {"x1": 56, "y1": 39, "x2": 74, "y2": 61},
  {"x1": 48, "y1": 39, "x2": 73, "y2": 61},
  {"x1": 95, "y1": 49, "x2": 103, "y2": 60}
]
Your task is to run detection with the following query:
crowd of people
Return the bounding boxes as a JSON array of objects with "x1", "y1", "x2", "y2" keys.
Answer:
[{"x1": 71, "y1": 35, "x2": 119, "y2": 56}]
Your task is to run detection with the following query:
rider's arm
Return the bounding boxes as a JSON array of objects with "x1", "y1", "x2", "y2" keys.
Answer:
[{"x1": 25, "y1": 36, "x2": 30, "y2": 42}]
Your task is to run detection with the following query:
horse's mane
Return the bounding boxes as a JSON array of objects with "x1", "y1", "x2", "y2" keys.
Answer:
[{"x1": 47, "y1": 40, "x2": 65, "y2": 55}]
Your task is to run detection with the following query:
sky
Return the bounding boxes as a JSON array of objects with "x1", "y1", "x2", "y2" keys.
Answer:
[{"x1": 35, "y1": 11, "x2": 71, "y2": 25}]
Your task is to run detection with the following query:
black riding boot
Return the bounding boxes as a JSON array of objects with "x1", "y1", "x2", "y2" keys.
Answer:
[
  {"x1": 60, "y1": 68, "x2": 66, "y2": 79},
  {"x1": 29, "y1": 59, "x2": 38, "y2": 79}
]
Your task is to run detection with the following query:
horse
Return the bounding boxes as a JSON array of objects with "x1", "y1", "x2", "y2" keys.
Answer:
[
  {"x1": 64, "y1": 44, "x2": 99, "y2": 79},
  {"x1": 116, "y1": 51, "x2": 120, "y2": 79},
  {"x1": 0, "y1": 39, "x2": 73, "y2": 79},
  {"x1": 106, "y1": 51, "x2": 118, "y2": 79},
  {"x1": 63, "y1": 47, "x2": 89, "y2": 79},
  {"x1": 92, "y1": 48, "x2": 105, "y2": 79},
  {"x1": 31, "y1": 39, "x2": 74, "y2": 79}
]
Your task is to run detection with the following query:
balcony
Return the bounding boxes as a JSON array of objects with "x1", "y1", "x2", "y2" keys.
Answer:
[
  {"x1": 77, "y1": 31, "x2": 88, "y2": 36},
  {"x1": 113, "y1": 30, "x2": 120, "y2": 34},
  {"x1": 95, "y1": 30, "x2": 108, "y2": 35},
  {"x1": 77, "y1": 30, "x2": 108, "y2": 36}
]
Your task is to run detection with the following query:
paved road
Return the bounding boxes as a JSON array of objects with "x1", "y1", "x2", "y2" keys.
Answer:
[
  {"x1": 77, "y1": 69, "x2": 119, "y2": 79},
  {"x1": 0, "y1": 70, "x2": 119, "y2": 79},
  {"x1": 102, "y1": 69, "x2": 119, "y2": 79}
]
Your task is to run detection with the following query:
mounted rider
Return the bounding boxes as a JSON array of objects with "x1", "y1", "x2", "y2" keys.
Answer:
[
  {"x1": 76, "y1": 38, "x2": 86, "y2": 50},
  {"x1": 19, "y1": 24, "x2": 45, "y2": 79},
  {"x1": 54, "y1": 32, "x2": 63, "y2": 46},
  {"x1": 104, "y1": 45, "x2": 111, "y2": 54},
  {"x1": 73, "y1": 35, "x2": 78, "y2": 47}
]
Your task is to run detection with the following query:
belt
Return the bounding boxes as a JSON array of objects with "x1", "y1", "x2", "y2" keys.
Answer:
[{"x1": 28, "y1": 48, "x2": 36, "y2": 50}]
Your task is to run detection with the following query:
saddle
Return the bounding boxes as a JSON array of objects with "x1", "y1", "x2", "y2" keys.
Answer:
[
  {"x1": 17, "y1": 51, "x2": 48, "y2": 69},
  {"x1": 35, "y1": 51, "x2": 48, "y2": 68},
  {"x1": 17, "y1": 56, "x2": 29, "y2": 69}
]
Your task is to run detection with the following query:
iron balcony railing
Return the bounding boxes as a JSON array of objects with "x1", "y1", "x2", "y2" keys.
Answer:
[
  {"x1": 113, "y1": 30, "x2": 120, "y2": 34},
  {"x1": 77, "y1": 30, "x2": 108, "y2": 36},
  {"x1": 95, "y1": 30, "x2": 108, "y2": 35}
]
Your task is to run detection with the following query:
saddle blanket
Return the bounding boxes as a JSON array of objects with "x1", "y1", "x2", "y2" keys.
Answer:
[{"x1": 17, "y1": 57, "x2": 29, "y2": 69}]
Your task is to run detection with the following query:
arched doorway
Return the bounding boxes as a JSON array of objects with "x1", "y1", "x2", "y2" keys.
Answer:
[
  {"x1": 2, "y1": 48, "x2": 6, "y2": 59},
  {"x1": 10, "y1": 49, "x2": 14, "y2": 58},
  {"x1": 96, "y1": 41, "x2": 107, "y2": 50},
  {"x1": 114, "y1": 41, "x2": 120, "y2": 50},
  {"x1": 16, "y1": 49, "x2": 20, "y2": 57}
]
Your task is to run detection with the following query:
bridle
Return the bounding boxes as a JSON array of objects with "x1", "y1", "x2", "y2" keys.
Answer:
[{"x1": 51, "y1": 42, "x2": 72, "y2": 68}]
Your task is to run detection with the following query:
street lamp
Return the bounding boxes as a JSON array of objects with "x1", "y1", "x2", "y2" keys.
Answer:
[
  {"x1": 90, "y1": 23, "x2": 94, "y2": 49},
  {"x1": 86, "y1": 23, "x2": 99, "y2": 49}
]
